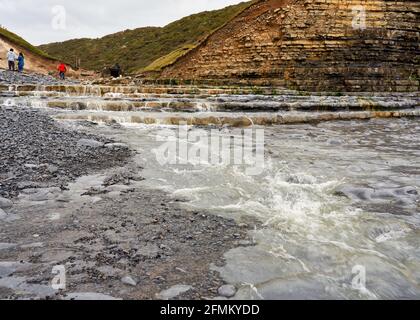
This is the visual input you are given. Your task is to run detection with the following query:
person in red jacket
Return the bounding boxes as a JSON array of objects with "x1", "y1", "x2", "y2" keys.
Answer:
[{"x1": 57, "y1": 62, "x2": 67, "y2": 80}]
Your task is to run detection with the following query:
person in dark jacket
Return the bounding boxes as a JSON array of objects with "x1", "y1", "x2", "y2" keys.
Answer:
[
  {"x1": 110, "y1": 63, "x2": 121, "y2": 78},
  {"x1": 17, "y1": 53, "x2": 25, "y2": 72}
]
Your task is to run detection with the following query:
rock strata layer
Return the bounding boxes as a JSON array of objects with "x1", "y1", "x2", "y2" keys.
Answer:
[{"x1": 161, "y1": 0, "x2": 420, "y2": 92}]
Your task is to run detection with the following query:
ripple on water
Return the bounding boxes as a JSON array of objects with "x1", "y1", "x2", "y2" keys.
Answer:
[{"x1": 336, "y1": 185, "x2": 419, "y2": 215}]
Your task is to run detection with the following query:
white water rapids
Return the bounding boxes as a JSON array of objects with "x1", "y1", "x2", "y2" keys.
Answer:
[{"x1": 87, "y1": 118, "x2": 419, "y2": 300}]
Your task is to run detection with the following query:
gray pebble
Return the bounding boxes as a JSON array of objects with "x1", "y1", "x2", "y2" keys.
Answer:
[
  {"x1": 0, "y1": 197, "x2": 12, "y2": 209},
  {"x1": 218, "y1": 285, "x2": 237, "y2": 298},
  {"x1": 0, "y1": 208, "x2": 7, "y2": 219},
  {"x1": 77, "y1": 139, "x2": 104, "y2": 148},
  {"x1": 121, "y1": 276, "x2": 137, "y2": 287}
]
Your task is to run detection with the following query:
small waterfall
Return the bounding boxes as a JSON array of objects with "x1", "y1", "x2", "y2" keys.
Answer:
[
  {"x1": 53, "y1": 109, "x2": 420, "y2": 128},
  {"x1": 4, "y1": 84, "x2": 419, "y2": 129}
]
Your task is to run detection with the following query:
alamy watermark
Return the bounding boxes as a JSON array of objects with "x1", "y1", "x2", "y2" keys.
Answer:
[
  {"x1": 51, "y1": 265, "x2": 66, "y2": 290},
  {"x1": 153, "y1": 124, "x2": 265, "y2": 176},
  {"x1": 352, "y1": 265, "x2": 367, "y2": 292},
  {"x1": 51, "y1": 5, "x2": 67, "y2": 30},
  {"x1": 352, "y1": 5, "x2": 367, "y2": 30}
]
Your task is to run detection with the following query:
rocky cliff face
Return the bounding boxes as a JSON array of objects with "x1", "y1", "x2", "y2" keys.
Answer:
[{"x1": 161, "y1": 0, "x2": 420, "y2": 92}]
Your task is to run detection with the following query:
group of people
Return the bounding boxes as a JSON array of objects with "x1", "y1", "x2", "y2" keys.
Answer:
[
  {"x1": 6, "y1": 48, "x2": 25, "y2": 72},
  {"x1": 6, "y1": 48, "x2": 121, "y2": 80},
  {"x1": 6, "y1": 48, "x2": 68, "y2": 80}
]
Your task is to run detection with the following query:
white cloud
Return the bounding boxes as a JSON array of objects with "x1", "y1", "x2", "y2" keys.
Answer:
[{"x1": 0, "y1": 0, "x2": 244, "y2": 45}]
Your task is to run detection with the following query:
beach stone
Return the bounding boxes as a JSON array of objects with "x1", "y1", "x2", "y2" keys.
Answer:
[
  {"x1": 0, "y1": 197, "x2": 12, "y2": 209},
  {"x1": 46, "y1": 165, "x2": 59, "y2": 174},
  {"x1": 96, "y1": 266, "x2": 122, "y2": 278},
  {"x1": 24, "y1": 163, "x2": 39, "y2": 169},
  {"x1": 77, "y1": 138, "x2": 104, "y2": 148},
  {"x1": 121, "y1": 276, "x2": 137, "y2": 287},
  {"x1": 0, "y1": 208, "x2": 7, "y2": 219},
  {"x1": 105, "y1": 143, "x2": 129, "y2": 150},
  {"x1": 0, "y1": 243, "x2": 16, "y2": 250},
  {"x1": 21, "y1": 242, "x2": 44, "y2": 249},
  {"x1": 0, "y1": 261, "x2": 31, "y2": 278},
  {"x1": 218, "y1": 285, "x2": 237, "y2": 298},
  {"x1": 27, "y1": 190, "x2": 53, "y2": 202},
  {"x1": 137, "y1": 244, "x2": 160, "y2": 259},
  {"x1": 65, "y1": 292, "x2": 121, "y2": 300},
  {"x1": 157, "y1": 285, "x2": 193, "y2": 300}
]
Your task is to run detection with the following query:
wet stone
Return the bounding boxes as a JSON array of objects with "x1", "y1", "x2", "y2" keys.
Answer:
[
  {"x1": 0, "y1": 209, "x2": 7, "y2": 219},
  {"x1": 105, "y1": 143, "x2": 129, "y2": 150},
  {"x1": 20, "y1": 242, "x2": 44, "y2": 249},
  {"x1": 157, "y1": 285, "x2": 193, "y2": 300},
  {"x1": 64, "y1": 292, "x2": 121, "y2": 300},
  {"x1": 136, "y1": 244, "x2": 160, "y2": 259},
  {"x1": 0, "y1": 261, "x2": 27, "y2": 278},
  {"x1": 218, "y1": 285, "x2": 237, "y2": 298},
  {"x1": 121, "y1": 276, "x2": 138, "y2": 287},
  {"x1": 97, "y1": 266, "x2": 123, "y2": 278},
  {"x1": 46, "y1": 165, "x2": 59, "y2": 174},
  {"x1": 77, "y1": 139, "x2": 104, "y2": 149},
  {"x1": 24, "y1": 163, "x2": 39, "y2": 169},
  {"x1": 0, "y1": 243, "x2": 16, "y2": 251},
  {"x1": 27, "y1": 191, "x2": 52, "y2": 202},
  {"x1": 336, "y1": 185, "x2": 418, "y2": 206}
]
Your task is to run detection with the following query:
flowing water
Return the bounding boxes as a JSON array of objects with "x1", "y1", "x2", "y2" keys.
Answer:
[
  {"x1": 93, "y1": 119, "x2": 419, "y2": 300},
  {"x1": 2, "y1": 86, "x2": 420, "y2": 299}
]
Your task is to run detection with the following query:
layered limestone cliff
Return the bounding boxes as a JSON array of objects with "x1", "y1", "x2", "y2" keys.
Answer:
[{"x1": 160, "y1": 0, "x2": 420, "y2": 92}]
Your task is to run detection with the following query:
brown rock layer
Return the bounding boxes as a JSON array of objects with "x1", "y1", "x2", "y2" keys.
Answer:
[{"x1": 160, "y1": 0, "x2": 420, "y2": 92}]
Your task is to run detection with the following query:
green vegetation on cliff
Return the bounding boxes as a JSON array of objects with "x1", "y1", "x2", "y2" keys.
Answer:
[
  {"x1": 0, "y1": 27, "x2": 55, "y2": 60},
  {"x1": 38, "y1": 2, "x2": 252, "y2": 74},
  {"x1": 143, "y1": 44, "x2": 197, "y2": 72}
]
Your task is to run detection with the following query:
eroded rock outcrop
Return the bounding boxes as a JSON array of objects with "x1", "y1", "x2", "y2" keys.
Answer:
[{"x1": 161, "y1": 0, "x2": 420, "y2": 92}]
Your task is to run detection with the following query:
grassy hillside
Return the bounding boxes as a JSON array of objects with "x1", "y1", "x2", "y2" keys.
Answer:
[
  {"x1": 0, "y1": 27, "x2": 55, "y2": 60},
  {"x1": 38, "y1": 1, "x2": 252, "y2": 74},
  {"x1": 143, "y1": 44, "x2": 197, "y2": 72}
]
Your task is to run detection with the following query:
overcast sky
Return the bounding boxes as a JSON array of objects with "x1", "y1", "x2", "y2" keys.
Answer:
[{"x1": 0, "y1": 0, "x2": 244, "y2": 45}]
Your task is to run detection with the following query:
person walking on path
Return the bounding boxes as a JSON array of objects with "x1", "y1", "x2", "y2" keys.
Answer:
[
  {"x1": 7, "y1": 48, "x2": 17, "y2": 71},
  {"x1": 17, "y1": 53, "x2": 25, "y2": 72},
  {"x1": 57, "y1": 62, "x2": 67, "y2": 80}
]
